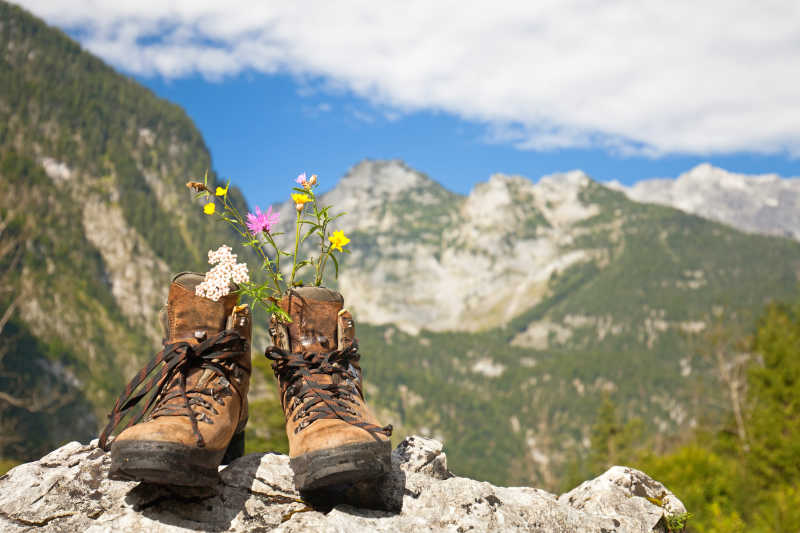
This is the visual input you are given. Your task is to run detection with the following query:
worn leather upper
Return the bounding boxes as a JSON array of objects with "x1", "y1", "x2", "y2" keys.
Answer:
[
  {"x1": 270, "y1": 287, "x2": 390, "y2": 458},
  {"x1": 112, "y1": 273, "x2": 251, "y2": 453}
]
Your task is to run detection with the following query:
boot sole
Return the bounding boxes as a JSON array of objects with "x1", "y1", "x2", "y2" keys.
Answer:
[
  {"x1": 109, "y1": 431, "x2": 245, "y2": 487},
  {"x1": 290, "y1": 439, "x2": 392, "y2": 491}
]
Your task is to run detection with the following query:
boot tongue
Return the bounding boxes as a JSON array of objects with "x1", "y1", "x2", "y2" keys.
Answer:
[
  {"x1": 280, "y1": 287, "x2": 343, "y2": 353},
  {"x1": 167, "y1": 272, "x2": 238, "y2": 343},
  {"x1": 156, "y1": 273, "x2": 247, "y2": 417}
]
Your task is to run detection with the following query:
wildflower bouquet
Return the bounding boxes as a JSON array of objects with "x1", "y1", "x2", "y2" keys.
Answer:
[{"x1": 186, "y1": 172, "x2": 349, "y2": 321}]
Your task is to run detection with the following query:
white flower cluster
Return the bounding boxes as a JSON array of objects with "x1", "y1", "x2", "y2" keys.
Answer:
[{"x1": 195, "y1": 245, "x2": 250, "y2": 302}]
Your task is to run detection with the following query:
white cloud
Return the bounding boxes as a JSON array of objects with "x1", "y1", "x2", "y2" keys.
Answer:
[{"x1": 17, "y1": 0, "x2": 800, "y2": 156}]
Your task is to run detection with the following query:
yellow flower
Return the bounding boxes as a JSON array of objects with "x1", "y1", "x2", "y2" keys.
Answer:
[
  {"x1": 203, "y1": 202, "x2": 216, "y2": 215},
  {"x1": 215, "y1": 183, "x2": 229, "y2": 197},
  {"x1": 329, "y1": 230, "x2": 350, "y2": 252},
  {"x1": 291, "y1": 193, "x2": 310, "y2": 204},
  {"x1": 291, "y1": 193, "x2": 311, "y2": 211}
]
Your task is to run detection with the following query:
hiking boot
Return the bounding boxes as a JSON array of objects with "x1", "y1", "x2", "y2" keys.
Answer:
[
  {"x1": 265, "y1": 287, "x2": 392, "y2": 491},
  {"x1": 99, "y1": 272, "x2": 252, "y2": 487}
]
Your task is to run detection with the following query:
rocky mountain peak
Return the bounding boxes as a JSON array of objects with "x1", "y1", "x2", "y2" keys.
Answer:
[
  {"x1": 538, "y1": 169, "x2": 592, "y2": 188},
  {"x1": 615, "y1": 164, "x2": 800, "y2": 240},
  {"x1": 327, "y1": 163, "x2": 606, "y2": 333},
  {"x1": 272, "y1": 159, "x2": 452, "y2": 237},
  {"x1": 460, "y1": 173, "x2": 529, "y2": 227},
  {"x1": 462, "y1": 170, "x2": 595, "y2": 231},
  {"x1": 677, "y1": 163, "x2": 779, "y2": 191},
  {"x1": 681, "y1": 162, "x2": 719, "y2": 180},
  {"x1": 336, "y1": 159, "x2": 444, "y2": 197}
]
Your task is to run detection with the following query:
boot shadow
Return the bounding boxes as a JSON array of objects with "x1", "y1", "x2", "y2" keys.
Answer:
[
  {"x1": 121, "y1": 451, "x2": 406, "y2": 528},
  {"x1": 299, "y1": 466, "x2": 406, "y2": 514},
  {"x1": 123, "y1": 452, "x2": 292, "y2": 531}
]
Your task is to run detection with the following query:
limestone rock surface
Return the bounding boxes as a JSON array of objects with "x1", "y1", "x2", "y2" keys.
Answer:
[
  {"x1": 0, "y1": 435, "x2": 685, "y2": 532},
  {"x1": 610, "y1": 163, "x2": 800, "y2": 241}
]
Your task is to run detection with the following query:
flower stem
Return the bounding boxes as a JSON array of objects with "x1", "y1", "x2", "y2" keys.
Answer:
[
  {"x1": 318, "y1": 247, "x2": 330, "y2": 283},
  {"x1": 289, "y1": 209, "x2": 302, "y2": 287},
  {"x1": 314, "y1": 200, "x2": 325, "y2": 286},
  {"x1": 264, "y1": 232, "x2": 283, "y2": 290},
  {"x1": 222, "y1": 198, "x2": 283, "y2": 298}
]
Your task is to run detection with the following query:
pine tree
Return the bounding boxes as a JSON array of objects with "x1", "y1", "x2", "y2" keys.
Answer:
[
  {"x1": 744, "y1": 302, "x2": 800, "y2": 532},
  {"x1": 588, "y1": 396, "x2": 643, "y2": 476}
]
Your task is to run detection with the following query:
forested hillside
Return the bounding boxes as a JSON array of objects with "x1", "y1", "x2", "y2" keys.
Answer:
[
  {"x1": 578, "y1": 300, "x2": 800, "y2": 532},
  {"x1": 0, "y1": 1, "x2": 284, "y2": 464}
]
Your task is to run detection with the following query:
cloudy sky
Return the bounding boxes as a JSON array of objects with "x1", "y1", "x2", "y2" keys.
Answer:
[{"x1": 15, "y1": 1, "x2": 800, "y2": 205}]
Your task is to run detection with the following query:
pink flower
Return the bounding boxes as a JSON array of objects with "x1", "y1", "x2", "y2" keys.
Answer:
[
  {"x1": 246, "y1": 205, "x2": 280, "y2": 234},
  {"x1": 296, "y1": 173, "x2": 307, "y2": 185}
]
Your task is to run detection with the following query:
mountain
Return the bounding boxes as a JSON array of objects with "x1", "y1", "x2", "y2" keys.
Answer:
[
  {"x1": 273, "y1": 162, "x2": 610, "y2": 333},
  {"x1": 0, "y1": 1, "x2": 283, "y2": 462},
  {"x1": 4, "y1": 1, "x2": 800, "y2": 493},
  {"x1": 608, "y1": 163, "x2": 800, "y2": 241},
  {"x1": 305, "y1": 160, "x2": 800, "y2": 487}
]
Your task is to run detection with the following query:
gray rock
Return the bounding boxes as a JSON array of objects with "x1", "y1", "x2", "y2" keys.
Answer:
[
  {"x1": 0, "y1": 436, "x2": 685, "y2": 532},
  {"x1": 610, "y1": 163, "x2": 800, "y2": 242},
  {"x1": 559, "y1": 466, "x2": 688, "y2": 533}
]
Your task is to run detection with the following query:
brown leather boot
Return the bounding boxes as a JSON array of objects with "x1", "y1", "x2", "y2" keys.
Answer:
[
  {"x1": 99, "y1": 272, "x2": 252, "y2": 487},
  {"x1": 265, "y1": 287, "x2": 393, "y2": 491}
]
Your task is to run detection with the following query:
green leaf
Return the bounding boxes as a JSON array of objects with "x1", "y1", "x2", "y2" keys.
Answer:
[
  {"x1": 269, "y1": 304, "x2": 292, "y2": 323},
  {"x1": 330, "y1": 252, "x2": 339, "y2": 279},
  {"x1": 300, "y1": 225, "x2": 319, "y2": 244}
]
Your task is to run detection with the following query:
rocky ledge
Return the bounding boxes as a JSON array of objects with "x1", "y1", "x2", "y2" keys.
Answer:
[{"x1": 0, "y1": 436, "x2": 686, "y2": 532}]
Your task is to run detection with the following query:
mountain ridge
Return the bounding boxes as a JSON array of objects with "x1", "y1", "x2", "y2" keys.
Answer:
[{"x1": 608, "y1": 163, "x2": 800, "y2": 241}]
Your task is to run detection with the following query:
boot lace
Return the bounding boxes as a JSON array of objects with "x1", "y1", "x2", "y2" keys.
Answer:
[
  {"x1": 98, "y1": 329, "x2": 247, "y2": 451},
  {"x1": 264, "y1": 341, "x2": 392, "y2": 439}
]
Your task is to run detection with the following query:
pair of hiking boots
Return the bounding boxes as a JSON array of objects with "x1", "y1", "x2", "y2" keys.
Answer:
[{"x1": 98, "y1": 273, "x2": 392, "y2": 491}]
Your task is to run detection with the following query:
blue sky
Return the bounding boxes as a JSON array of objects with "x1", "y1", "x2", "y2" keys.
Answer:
[
  {"x1": 21, "y1": 2, "x2": 800, "y2": 208},
  {"x1": 139, "y1": 71, "x2": 800, "y2": 208}
]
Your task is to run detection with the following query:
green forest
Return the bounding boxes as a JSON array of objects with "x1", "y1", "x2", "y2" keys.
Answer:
[{"x1": 574, "y1": 299, "x2": 800, "y2": 532}]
